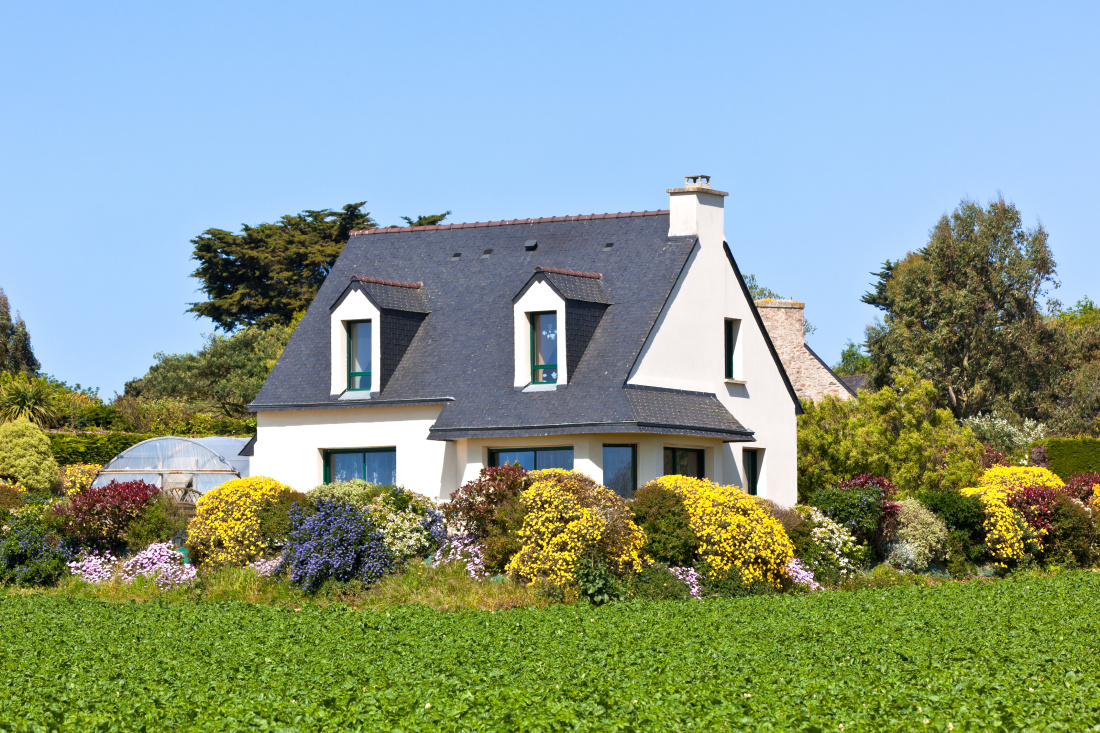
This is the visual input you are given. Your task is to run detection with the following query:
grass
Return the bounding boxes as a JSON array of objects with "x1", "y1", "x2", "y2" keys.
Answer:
[
  {"x1": 1, "y1": 570, "x2": 1098, "y2": 731},
  {"x1": 4, "y1": 560, "x2": 545, "y2": 611}
]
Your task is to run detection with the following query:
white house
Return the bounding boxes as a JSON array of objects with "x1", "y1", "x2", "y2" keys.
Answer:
[{"x1": 249, "y1": 176, "x2": 802, "y2": 505}]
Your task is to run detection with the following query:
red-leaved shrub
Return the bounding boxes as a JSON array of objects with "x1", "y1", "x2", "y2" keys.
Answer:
[
  {"x1": 1005, "y1": 485, "x2": 1062, "y2": 544},
  {"x1": 443, "y1": 464, "x2": 531, "y2": 537},
  {"x1": 51, "y1": 480, "x2": 160, "y2": 552},
  {"x1": 1062, "y1": 472, "x2": 1100, "y2": 502}
]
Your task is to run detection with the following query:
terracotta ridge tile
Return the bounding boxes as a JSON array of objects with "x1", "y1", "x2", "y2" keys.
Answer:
[
  {"x1": 352, "y1": 275, "x2": 423, "y2": 289},
  {"x1": 534, "y1": 266, "x2": 603, "y2": 279},
  {"x1": 350, "y1": 209, "x2": 670, "y2": 235}
]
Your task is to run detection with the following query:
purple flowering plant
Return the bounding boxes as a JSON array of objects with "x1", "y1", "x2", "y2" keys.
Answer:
[
  {"x1": 68, "y1": 552, "x2": 118, "y2": 584},
  {"x1": 122, "y1": 542, "x2": 196, "y2": 590},
  {"x1": 279, "y1": 500, "x2": 393, "y2": 592},
  {"x1": 785, "y1": 558, "x2": 822, "y2": 591},
  {"x1": 667, "y1": 566, "x2": 703, "y2": 598},
  {"x1": 432, "y1": 533, "x2": 488, "y2": 578}
]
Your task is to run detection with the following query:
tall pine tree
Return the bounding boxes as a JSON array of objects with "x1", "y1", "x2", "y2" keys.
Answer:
[{"x1": 0, "y1": 287, "x2": 40, "y2": 375}]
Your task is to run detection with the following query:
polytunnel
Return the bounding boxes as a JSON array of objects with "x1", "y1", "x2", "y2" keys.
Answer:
[{"x1": 91, "y1": 436, "x2": 252, "y2": 500}]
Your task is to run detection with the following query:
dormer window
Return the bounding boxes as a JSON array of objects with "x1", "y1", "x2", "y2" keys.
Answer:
[
  {"x1": 347, "y1": 320, "x2": 372, "y2": 391},
  {"x1": 530, "y1": 312, "x2": 558, "y2": 384}
]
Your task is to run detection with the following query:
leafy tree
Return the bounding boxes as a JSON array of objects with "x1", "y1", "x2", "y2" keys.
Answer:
[
  {"x1": 797, "y1": 369, "x2": 984, "y2": 501},
  {"x1": 0, "y1": 287, "x2": 39, "y2": 375},
  {"x1": 832, "y1": 340, "x2": 871, "y2": 377},
  {"x1": 188, "y1": 203, "x2": 377, "y2": 331},
  {"x1": 1056, "y1": 297, "x2": 1100, "y2": 330},
  {"x1": 400, "y1": 211, "x2": 451, "y2": 227},
  {"x1": 863, "y1": 197, "x2": 1058, "y2": 419},
  {"x1": 125, "y1": 315, "x2": 300, "y2": 419}
]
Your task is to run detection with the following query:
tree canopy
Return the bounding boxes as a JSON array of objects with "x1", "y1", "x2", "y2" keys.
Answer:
[
  {"x1": 0, "y1": 287, "x2": 39, "y2": 376},
  {"x1": 831, "y1": 340, "x2": 871, "y2": 377},
  {"x1": 864, "y1": 197, "x2": 1059, "y2": 419},
  {"x1": 188, "y1": 203, "x2": 377, "y2": 331},
  {"x1": 400, "y1": 211, "x2": 451, "y2": 227}
]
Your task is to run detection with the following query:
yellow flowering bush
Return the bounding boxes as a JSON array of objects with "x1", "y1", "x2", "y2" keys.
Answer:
[
  {"x1": 961, "y1": 485, "x2": 1039, "y2": 570},
  {"x1": 505, "y1": 470, "x2": 646, "y2": 587},
  {"x1": 977, "y1": 466, "x2": 1064, "y2": 497},
  {"x1": 1090, "y1": 485, "x2": 1100, "y2": 515},
  {"x1": 186, "y1": 476, "x2": 298, "y2": 567},
  {"x1": 57, "y1": 464, "x2": 101, "y2": 497},
  {"x1": 645, "y1": 476, "x2": 793, "y2": 587}
]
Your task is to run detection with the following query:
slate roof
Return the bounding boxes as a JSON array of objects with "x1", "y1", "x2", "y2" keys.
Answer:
[
  {"x1": 840, "y1": 374, "x2": 867, "y2": 393},
  {"x1": 252, "y1": 211, "x2": 767, "y2": 441},
  {"x1": 335, "y1": 276, "x2": 432, "y2": 313}
]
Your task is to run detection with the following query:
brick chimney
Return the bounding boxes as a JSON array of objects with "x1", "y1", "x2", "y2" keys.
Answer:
[{"x1": 667, "y1": 175, "x2": 727, "y2": 243}]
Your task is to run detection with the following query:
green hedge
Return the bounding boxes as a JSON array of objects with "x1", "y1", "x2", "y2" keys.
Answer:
[
  {"x1": 48, "y1": 432, "x2": 151, "y2": 466},
  {"x1": 1033, "y1": 437, "x2": 1100, "y2": 480}
]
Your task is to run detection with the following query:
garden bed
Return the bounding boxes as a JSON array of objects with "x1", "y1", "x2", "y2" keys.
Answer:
[{"x1": 1, "y1": 571, "x2": 1098, "y2": 731}]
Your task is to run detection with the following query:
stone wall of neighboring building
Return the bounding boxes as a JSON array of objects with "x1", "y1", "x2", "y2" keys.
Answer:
[{"x1": 754, "y1": 299, "x2": 856, "y2": 403}]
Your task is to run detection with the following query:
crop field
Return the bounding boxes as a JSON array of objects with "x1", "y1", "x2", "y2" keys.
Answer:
[{"x1": 1, "y1": 573, "x2": 1099, "y2": 732}]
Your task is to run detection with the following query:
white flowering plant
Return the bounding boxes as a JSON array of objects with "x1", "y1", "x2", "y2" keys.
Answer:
[
  {"x1": 793, "y1": 505, "x2": 868, "y2": 582},
  {"x1": 962, "y1": 412, "x2": 1046, "y2": 454}
]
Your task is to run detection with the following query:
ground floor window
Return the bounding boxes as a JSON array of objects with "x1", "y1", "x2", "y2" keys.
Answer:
[
  {"x1": 488, "y1": 446, "x2": 573, "y2": 471},
  {"x1": 323, "y1": 448, "x2": 396, "y2": 485},
  {"x1": 663, "y1": 447, "x2": 705, "y2": 479},
  {"x1": 603, "y1": 444, "x2": 637, "y2": 498},
  {"x1": 743, "y1": 448, "x2": 761, "y2": 496}
]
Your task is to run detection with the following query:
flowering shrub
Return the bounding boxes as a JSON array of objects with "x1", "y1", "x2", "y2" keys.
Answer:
[
  {"x1": 187, "y1": 476, "x2": 297, "y2": 567},
  {"x1": 279, "y1": 500, "x2": 392, "y2": 592},
  {"x1": 68, "y1": 552, "x2": 116, "y2": 584},
  {"x1": 57, "y1": 464, "x2": 101, "y2": 497},
  {"x1": 121, "y1": 542, "x2": 196, "y2": 589},
  {"x1": 50, "y1": 480, "x2": 160, "y2": 552},
  {"x1": 668, "y1": 566, "x2": 703, "y2": 598},
  {"x1": 309, "y1": 479, "x2": 385, "y2": 508},
  {"x1": 0, "y1": 510, "x2": 69, "y2": 585},
  {"x1": 978, "y1": 466, "x2": 1064, "y2": 495},
  {"x1": 886, "y1": 499, "x2": 948, "y2": 571},
  {"x1": 363, "y1": 488, "x2": 445, "y2": 562},
  {"x1": 642, "y1": 476, "x2": 792, "y2": 587},
  {"x1": 962, "y1": 485, "x2": 1039, "y2": 571},
  {"x1": 123, "y1": 493, "x2": 190, "y2": 550},
  {"x1": 1062, "y1": 472, "x2": 1100, "y2": 502},
  {"x1": 0, "y1": 482, "x2": 20, "y2": 518},
  {"x1": 506, "y1": 470, "x2": 646, "y2": 587},
  {"x1": 962, "y1": 412, "x2": 1046, "y2": 454},
  {"x1": 1004, "y1": 486, "x2": 1062, "y2": 544},
  {"x1": 785, "y1": 558, "x2": 821, "y2": 591},
  {"x1": 433, "y1": 534, "x2": 487, "y2": 578},
  {"x1": 442, "y1": 464, "x2": 531, "y2": 536},
  {"x1": 792, "y1": 505, "x2": 865, "y2": 579},
  {"x1": 809, "y1": 475, "x2": 897, "y2": 549}
]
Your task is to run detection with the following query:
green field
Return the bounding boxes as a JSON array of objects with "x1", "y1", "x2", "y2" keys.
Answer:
[{"x1": 2, "y1": 573, "x2": 1099, "y2": 732}]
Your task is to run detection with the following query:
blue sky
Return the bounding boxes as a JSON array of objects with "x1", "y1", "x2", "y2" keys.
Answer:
[{"x1": 2, "y1": 2, "x2": 1098, "y2": 395}]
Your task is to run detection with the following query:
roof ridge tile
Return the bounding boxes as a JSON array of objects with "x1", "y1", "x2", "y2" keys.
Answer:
[{"x1": 351, "y1": 209, "x2": 670, "y2": 236}]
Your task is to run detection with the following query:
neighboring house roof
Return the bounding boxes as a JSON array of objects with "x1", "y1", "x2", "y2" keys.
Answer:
[
  {"x1": 840, "y1": 373, "x2": 867, "y2": 393},
  {"x1": 252, "y1": 210, "x2": 793, "y2": 440}
]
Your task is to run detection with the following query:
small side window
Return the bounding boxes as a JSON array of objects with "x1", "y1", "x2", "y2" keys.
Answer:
[
  {"x1": 724, "y1": 318, "x2": 741, "y2": 380},
  {"x1": 743, "y1": 448, "x2": 761, "y2": 496},
  {"x1": 347, "y1": 320, "x2": 372, "y2": 391},
  {"x1": 530, "y1": 312, "x2": 558, "y2": 384}
]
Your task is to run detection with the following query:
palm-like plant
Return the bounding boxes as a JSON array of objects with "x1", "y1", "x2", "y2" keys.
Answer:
[{"x1": 0, "y1": 374, "x2": 61, "y2": 427}]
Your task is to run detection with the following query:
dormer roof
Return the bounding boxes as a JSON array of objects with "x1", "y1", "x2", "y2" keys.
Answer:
[{"x1": 252, "y1": 211, "x2": 786, "y2": 440}]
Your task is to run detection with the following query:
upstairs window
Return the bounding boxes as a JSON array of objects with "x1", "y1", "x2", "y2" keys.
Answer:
[
  {"x1": 724, "y1": 318, "x2": 742, "y2": 380},
  {"x1": 347, "y1": 320, "x2": 372, "y2": 391},
  {"x1": 530, "y1": 312, "x2": 558, "y2": 384}
]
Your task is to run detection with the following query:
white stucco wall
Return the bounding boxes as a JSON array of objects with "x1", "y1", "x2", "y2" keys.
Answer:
[
  {"x1": 330, "y1": 289, "x2": 381, "y2": 396},
  {"x1": 512, "y1": 279, "x2": 567, "y2": 387},
  {"x1": 250, "y1": 404, "x2": 451, "y2": 498},
  {"x1": 627, "y1": 187, "x2": 799, "y2": 506}
]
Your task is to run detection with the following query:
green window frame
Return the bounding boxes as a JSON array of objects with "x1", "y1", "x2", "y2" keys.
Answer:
[
  {"x1": 347, "y1": 320, "x2": 372, "y2": 391},
  {"x1": 530, "y1": 311, "x2": 558, "y2": 384},
  {"x1": 322, "y1": 448, "x2": 396, "y2": 485},
  {"x1": 488, "y1": 446, "x2": 574, "y2": 471},
  {"x1": 663, "y1": 447, "x2": 705, "y2": 479}
]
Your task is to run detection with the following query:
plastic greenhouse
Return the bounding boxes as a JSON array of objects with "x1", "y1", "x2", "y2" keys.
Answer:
[{"x1": 91, "y1": 436, "x2": 252, "y2": 500}]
